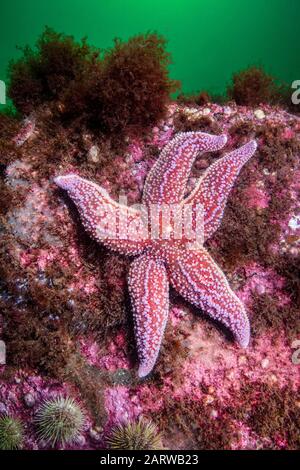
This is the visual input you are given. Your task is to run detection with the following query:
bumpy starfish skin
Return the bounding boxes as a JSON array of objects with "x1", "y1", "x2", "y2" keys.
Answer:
[
  {"x1": 54, "y1": 131, "x2": 257, "y2": 377},
  {"x1": 128, "y1": 254, "x2": 169, "y2": 378}
]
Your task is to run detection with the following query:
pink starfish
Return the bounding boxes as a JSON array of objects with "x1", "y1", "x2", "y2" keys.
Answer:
[{"x1": 54, "y1": 131, "x2": 257, "y2": 378}]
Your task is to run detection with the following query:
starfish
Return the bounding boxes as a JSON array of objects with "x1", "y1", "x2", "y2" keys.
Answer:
[{"x1": 54, "y1": 131, "x2": 257, "y2": 378}]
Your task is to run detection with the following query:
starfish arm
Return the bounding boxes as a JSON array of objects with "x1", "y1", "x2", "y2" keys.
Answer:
[
  {"x1": 142, "y1": 131, "x2": 227, "y2": 205},
  {"x1": 54, "y1": 174, "x2": 150, "y2": 256},
  {"x1": 185, "y1": 140, "x2": 257, "y2": 241},
  {"x1": 166, "y1": 246, "x2": 250, "y2": 348},
  {"x1": 128, "y1": 253, "x2": 169, "y2": 378}
]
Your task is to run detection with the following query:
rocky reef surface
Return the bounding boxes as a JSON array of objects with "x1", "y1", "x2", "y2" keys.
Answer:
[{"x1": 0, "y1": 101, "x2": 299, "y2": 450}]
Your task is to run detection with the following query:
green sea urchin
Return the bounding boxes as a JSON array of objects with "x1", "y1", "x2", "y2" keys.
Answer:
[
  {"x1": 35, "y1": 396, "x2": 84, "y2": 446},
  {"x1": 107, "y1": 418, "x2": 163, "y2": 450},
  {"x1": 0, "y1": 415, "x2": 24, "y2": 450}
]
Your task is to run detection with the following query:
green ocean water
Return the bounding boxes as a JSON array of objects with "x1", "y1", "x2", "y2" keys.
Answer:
[{"x1": 0, "y1": 0, "x2": 299, "y2": 103}]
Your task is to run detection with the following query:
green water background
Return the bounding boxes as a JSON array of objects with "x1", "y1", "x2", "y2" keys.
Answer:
[{"x1": 0, "y1": 0, "x2": 299, "y2": 102}]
